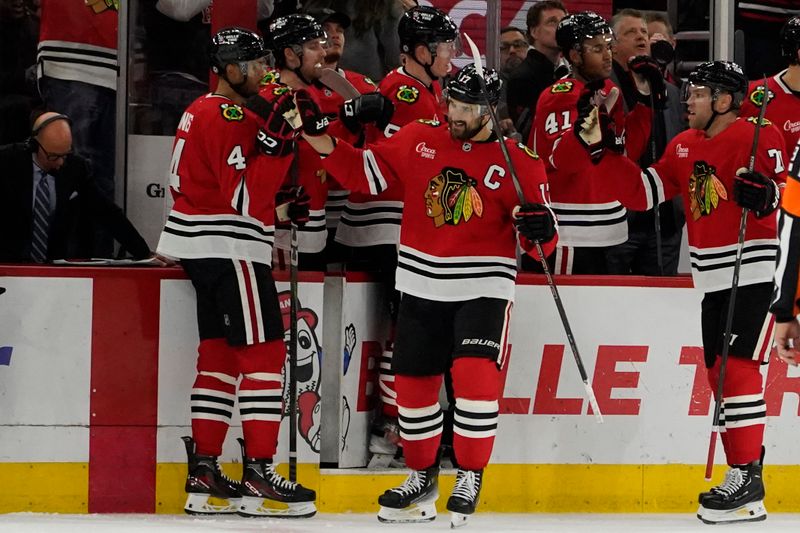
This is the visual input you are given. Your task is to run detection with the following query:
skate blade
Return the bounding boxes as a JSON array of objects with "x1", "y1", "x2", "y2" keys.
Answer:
[
  {"x1": 238, "y1": 496, "x2": 316, "y2": 518},
  {"x1": 377, "y1": 501, "x2": 437, "y2": 523},
  {"x1": 450, "y1": 511, "x2": 470, "y2": 528},
  {"x1": 696, "y1": 500, "x2": 767, "y2": 524},
  {"x1": 184, "y1": 493, "x2": 241, "y2": 515}
]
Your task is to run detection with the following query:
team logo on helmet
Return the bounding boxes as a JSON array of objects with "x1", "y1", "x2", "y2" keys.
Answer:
[
  {"x1": 397, "y1": 85, "x2": 420, "y2": 104},
  {"x1": 424, "y1": 167, "x2": 484, "y2": 227},
  {"x1": 748, "y1": 86, "x2": 775, "y2": 107},
  {"x1": 517, "y1": 143, "x2": 540, "y2": 160},
  {"x1": 688, "y1": 161, "x2": 727, "y2": 221},
  {"x1": 551, "y1": 81, "x2": 574, "y2": 94},
  {"x1": 220, "y1": 103, "x2": 245, "y2": 122}
]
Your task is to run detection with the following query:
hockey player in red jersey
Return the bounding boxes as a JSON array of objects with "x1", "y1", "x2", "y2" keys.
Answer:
[
  {"x1": 741, "y1": 16, "x2": 800, "y2": 152},
  {"x1": 288, "y1": 64, "x2": 557, "y2": 526},
  {"x1": 156, "y1": 27, "x2": 316, "y2": 518},
  {"x1": 528, "y1": 11, "x2": 652, "y2": 274},
  {"x1": 571, "y1": 60, "x2": 784, "y2": 524},
  {"x1": 333, "y1": 6, "x2": 458, "y2": 465}
]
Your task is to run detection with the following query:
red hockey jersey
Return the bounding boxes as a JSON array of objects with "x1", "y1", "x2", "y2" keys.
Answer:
[
  {"x1": 604, "y1": 117, "x2": 787, "y2": 292},
  {"x1": 157, "y1": 93, "x2": 291, "y2": 263},
  {"x1": 322, "y1": 120, "x2": 556, "y2": 302},
  {"x1": 335, "y1": 67, "x2": 444, "y2": 248},
  {"x1": 530, "y1": 77, "x2": 652, "y2": 247},
  {"x1": 38, "y1": 0, "x2": 118, "y2": 90},
  {"x1": 741, "y1": 70, "x2": 800, "y2": 154}
]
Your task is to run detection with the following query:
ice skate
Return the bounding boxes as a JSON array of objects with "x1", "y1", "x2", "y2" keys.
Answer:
[
  {"x1": 181, "y1": 436, "x2": 241, "y2": 515},
  {"x1": 377, "y1": 465, "x2": 439, "y2": 523},
  {"x1": 447, "y1": 468, "x2": 482, "y2": 528},
  {"x1": 697, "y1": 461, "x2": 767, "y2": 524},
  {"x1": 237, "y1": 439, "x2": 316, "y2": 518}
]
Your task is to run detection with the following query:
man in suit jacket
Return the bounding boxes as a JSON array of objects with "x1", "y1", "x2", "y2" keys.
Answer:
[{"x1": 0, "y1": 112, "x2": 152, "y2": 263}]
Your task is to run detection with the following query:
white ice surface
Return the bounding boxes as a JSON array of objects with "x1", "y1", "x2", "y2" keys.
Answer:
[{"x1": 0, "y1": 513, "x2": 798, "y2": 532}]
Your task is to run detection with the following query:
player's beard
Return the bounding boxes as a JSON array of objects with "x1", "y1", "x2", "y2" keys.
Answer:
[
  {"x1": 325, "y1": 51, "x2": 341, "y2": 64},
  {"x1": 448, "y1": 115, "x2": 488, "y2": 140}
]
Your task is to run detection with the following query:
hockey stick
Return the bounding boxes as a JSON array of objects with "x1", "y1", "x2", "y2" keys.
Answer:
[
  {"x1": 288, "y1": 147, "x2": 300, "y2": 482},
  {"x1": 649, "y1": 93, "x2": 664, "y2": 276},
  {"x1": 319, "y1": 67, "x2": 361, "y2": 99},
  {"x1": 704, "y1": 75, "x2": 769, "y2": 481},
  {"x1": 463, "y1": 33, "x2": 603, "y2": 423}
]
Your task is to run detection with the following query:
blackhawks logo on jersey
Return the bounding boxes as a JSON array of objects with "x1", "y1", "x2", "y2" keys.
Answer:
[
  {"x1": 748, "y1": 86, "x2": 774, "y2": 108},
  {"x1": 551, "y1": 81, "x2": 574, "y2": 93},
  {"x1": 417, "y1": 118, "x2": 440, "y2": 127},
  {"x1": 260, "y1": 69, "x2": 281, "y2": 86},
  {"x1": 746, "y1": 116, "x2": 772, "y2": 127},
  {"x1": 397, "y1": 85, "x2": 420, "y2": 104},
  {"x1": 688, "y1": 160, "x2": 728, "y2": 220},
  {"x1": 220, "y1": 103, "x2": 245, "y2": 122},
  {"x1": 425, "y1": 167, "x2": 484, "y2": 228},
  {"x1": 516, "y1": 143, "x2": 539, "y2": 159}
]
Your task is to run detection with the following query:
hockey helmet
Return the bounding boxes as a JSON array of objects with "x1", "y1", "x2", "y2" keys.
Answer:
[
  {"x1": 445, "y1": 64, "x2": 502, "y2": 106},
  {"x1": 398, "y1": 6, "x2": 458, "y2": 54},
  {"x1": 555, "y1": 11, "x2": 613, "y2": 53},
  {"x1": 687, "y1": 60, "x2": 747, "y2": 108},
  {"x1": 269, "y1": 14, "x2": 326, "y2": 55},
  {"x1": 780, "y1": 16, "x2": 800, "y2": 64},
  {"x1": 210, "y1": 27, "x2": 268, "y2": 74}
]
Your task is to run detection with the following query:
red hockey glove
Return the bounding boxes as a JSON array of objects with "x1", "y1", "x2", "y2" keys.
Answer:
[
  {"x1": 734, "y1": 168, "x2": 780, "y2": 218},
  {"x1": 573, "y1": 81, "x2": 618, "y2": 162},
  {"x1": 294, "y1": 89, "x2": 329, "y2": 136},
  {"x1": 628, "y1": 55, "x2": 667, "y2": 110},
  {"x1": 340, "y1": 93, "x2": 395, "y2": 133},
  {"x1": 275, "y1": 185, "x2": 311, "y2": 227},
  {"x1": 246, "y1": 88, "x2": 297, "y2": 156},
  {"x1": 513, "y1": 203, "x2": 556, "y2": 243}
]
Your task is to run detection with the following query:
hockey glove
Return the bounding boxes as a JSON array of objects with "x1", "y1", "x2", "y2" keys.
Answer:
[
  {"x1": 573, "y1": 82, "x2": 617, "y2": 161},
  {"x1": 340, "y1": 93, "x2": 395, "y2": 133},
  {"x1": 734, "y1": 168, "x2": 780, "y2": 218},
  {"x1": 628, "y1": 55, "x2": 667, "y2": 110},
  {"x1": 275, "y1": 185, "x2": 311, "y2": 227},
  {"x1": 246, "y1": 89, "x2": 297, "y2": 156},
  {"x1": 294, "y1": 89, "x2": 329, "y2": 136},
  {"x1": 513, "y1": 203, "x2": 556, "y2": 243}
]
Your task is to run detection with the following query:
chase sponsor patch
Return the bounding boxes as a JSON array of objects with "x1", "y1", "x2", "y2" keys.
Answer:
[
  {"x1": 550, "y1": 81, "x2": 574, "y2": 93},
  {"x1": 220, "y1": 103, "x2": 245, "y2": 122},
  {"x1": 397, "y1": 85, "x2": 420, "y2": 103}
]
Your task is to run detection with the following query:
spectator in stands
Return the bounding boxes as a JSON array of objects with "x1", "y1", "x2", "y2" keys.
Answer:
[
  {"x1": 336, "y1": 0, "x2": 408, "y2": 81},
  {"x1": 499, "y1": 26, "x2": 528, "y2": 77},
  {"x1": 606, "y1": 8, "x2": 686, "y2": 276},
  {"x1": 0, "y1": 0, "x2": 40, "y2": 144},
  {"x1": 0, "y1": 112, "x2": 152, "y2": 263},
  {"x1": 644, "y1": 11, "x2": 679, "y2": 86},
  {"x1": 505, "y1": 0, "x2": 567, "y2": 142}
]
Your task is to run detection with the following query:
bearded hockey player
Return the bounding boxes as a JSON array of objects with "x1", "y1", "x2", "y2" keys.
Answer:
[
  {"x1": 279, "y1": 63, "x2": 557, "y2": 527},
  {"x1": 528, "y1": 11, "x2": 652, "y2": 274},
  {"x1": 570, "y1": 60, "x2": 785, "y2": 525},
  {"x1": 156, "y1": 27, "x2": 316, "y2": 518}
]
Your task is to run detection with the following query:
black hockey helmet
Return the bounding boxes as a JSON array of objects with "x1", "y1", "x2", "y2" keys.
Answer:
[
  {"x1": 210, "y1": 27, "x2": 268, "y2": 74},
  {"x1": 445, "y1": 64, "x2": 502, "y2": 106},
  {"x1": 398, "y1": 6, "x2": 458, "y2": 54},
  {"x1": 555, "y1": 11, "x2": 613, "y2": 53},
  {"x1": 780, "y1": 16, "x2": 800, "y2": 64},
  {"x1": 688, "y1": 60, "x2": 747, "y2": 108},
  {"x1": 269, "y1": 14, "x2": 326, "y2": 56}
]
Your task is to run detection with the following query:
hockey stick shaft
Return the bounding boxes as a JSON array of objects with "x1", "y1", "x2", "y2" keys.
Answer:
[
  {"x1": 704, "y1": 75, "x2": 769, "y2": 480},
  {"x1": 288, "y1": 150, "x2": 299, "y2": 482},
  {"x1": 649, "y1": 93, "x2": 664, "y2": 276},
  {"x1": 463, "y1": 33, "x2": 603, "y2": 422}
]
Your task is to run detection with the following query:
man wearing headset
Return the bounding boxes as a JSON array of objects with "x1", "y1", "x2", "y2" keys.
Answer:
[{"x1": 0, "y1": 111, "x2": 152, "y2": 263}]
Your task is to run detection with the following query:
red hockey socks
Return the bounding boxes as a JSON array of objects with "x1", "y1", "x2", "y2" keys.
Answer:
[
  {"x1": 707, "y1": 357, "x2": 766, "y2": 465},
  {"x1": 191, "y1": 338, "x2": 238, "y2": 456},
  {"x1": 395, "y1": 374, "x2": 444, "y2": 470},
  {"x1": 451, "y1": 357, "x2": 501, "y2": 471}
]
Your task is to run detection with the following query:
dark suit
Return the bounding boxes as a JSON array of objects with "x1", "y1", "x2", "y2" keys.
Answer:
[
  {"x1": 505, "y1": 48, "x2": 560, "y2": 141},
  {"x1": 0, "y1": 142, "x2": 150, "y2": 262}
]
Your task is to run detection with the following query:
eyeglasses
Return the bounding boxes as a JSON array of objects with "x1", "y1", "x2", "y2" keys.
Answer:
[
  {"x1": 500, "y1": 40, "x2": 528, "y2": 52},
  {"x1": 38, "y1": 144, "x2": 72, "y2": 161}
]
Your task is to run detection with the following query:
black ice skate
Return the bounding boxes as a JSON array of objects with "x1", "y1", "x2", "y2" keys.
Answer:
[
  {"x1": 697, "y1": 461, "x2": 766, "y2": 524},
  {"x1": 447, "y1": 468, "x2": 483, "y2": 528},
  {"x1": 181, "y1": 436, "x2": 241, "y2": 515},
  {"x1": 237, "y1": 439, "x2": 316, "y2": 518},
  {"x1": 377, "y1": 465, "x2": 439, "y2": 523}
]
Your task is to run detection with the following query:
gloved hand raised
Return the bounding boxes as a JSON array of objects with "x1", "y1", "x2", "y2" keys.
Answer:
[
  {"x1": 733, "y1": 168, "x2": 780, "y2": 218},
  {"x1": 340, "y1": 93, "x2": 395, "y2": 133},
  {"x1": 245, "y1": 87, "x2": 297, "y2": 156},
  {"x1": 275, "y1": 185, "x2": 311, "y2": 226},
  {"x1": 294, "y1": 89, "x2": 329, "y2": 136},
  {"x1": 513, "y1": 203, "x2": 556, "y2": 243},
  {"x1": 628, "y1": 55, "x2": 667, "y2": 110}
]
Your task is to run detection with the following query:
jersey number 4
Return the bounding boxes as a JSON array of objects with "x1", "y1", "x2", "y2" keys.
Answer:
[{"x1": 168, "y1": 140, "x2": 246, "y2": 191}]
